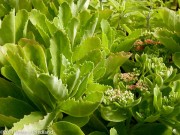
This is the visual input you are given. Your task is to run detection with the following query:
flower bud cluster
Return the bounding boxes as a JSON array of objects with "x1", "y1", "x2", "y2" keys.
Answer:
[
  {"x1": 104, "y1": 89, "x2": 134, "y2": 106},
  {"x1": 117, "y1": 71, "x2": 149, "y2": 91},
  {"x1": 119, "y1": 71, "x2": 139, "y2": 85},
  {"x1": 129, "y1": 80, "x2": 149, "y2": 91},
  {"x1": 133, "y1": 39, "x2": 161, "y2": 51},
  {"x1": 163, "y1": 91, "x2": 179, "y2": 106}
]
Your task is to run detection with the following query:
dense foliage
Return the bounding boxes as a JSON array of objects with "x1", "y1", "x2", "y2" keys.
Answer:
[{"x1": 0, "y1": 0, "x2": 180, "y2": 135}]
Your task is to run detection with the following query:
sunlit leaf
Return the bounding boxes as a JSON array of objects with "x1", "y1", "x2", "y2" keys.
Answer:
[
  {"x1": 72, "y1": 37, "x2": 101, "y2": 62},
  {"x1": 0, "y1": 97, "x2": 34, "y2": 119},
  {"x1": 59, "y1": 92, "x2": 103, "y2": 117},
  {"x1": 48, "y1": 121, "x2": 85, "y2": 135},
  {"x1": 173, "y1": 52, "x2": 180, "y2": 69}
]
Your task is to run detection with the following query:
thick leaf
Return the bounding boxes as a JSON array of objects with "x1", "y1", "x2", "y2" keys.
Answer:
[
  {"x1": 63, "y1": 116, "x2": 89, "y2": 127},
  {"x1": 86, "y1": 83, "x2": 111, "y2": 94},
  {"x1": 93, "y1": 60, "x2": 106, "y2": 81},
  {"x1": 111, "y1": 29, "x2": 142, "y2": 52},
  {"x1": 19, "y1": 38, "x2": 48, "y2": 73},
  {"x1": 48, "y1": 121, "x2": 85, "y2": 135},
  {"x1": 7, "y1": 50, "x2": 54, "y2": 111},
  {"x1": 66, "y1": 68, "x2": 81, "y2": 96},
  {"x1": 100, "y1": 106, "x2": 128, "y2": 122},
  {"x1": 0, "y1": 77, "x2": 23, "y2": 99},
  {"x1": 15, "y1": 10, "x2": 29, "y2": 42},
  {"x1": 14, "y1": 112, "x2": 56, "y2": 135},
  {"x1": 7, "y1": 112, "x2": 43, "y2": 135},
  {"x1": 57, "y1": 2, "x2": 72, "y2": 29},
  {"x1": 59, "y1": 92, "x2": 103, "y2": 117},
  {"x1": 17, "y1": 0, "x2": 32, "y2": 11},
  {"x1": 31, "y1": 0, "x2": 53, "y2": 20},
  {"x1": 0, "y1": 114, "x2": 18, "y2": 128},
  {"x1": 29, "y1": 9, "x2": 57, "y2": 47},
  {"x1": 153, "y1": 85, "x2": 162, "y2": 112},
  {"x1": 21, "y1": 81, "x2": 53, "y2": 113},
  {"x1": 0, "y1": 9, "x2": 28, "y2": 45},
  {"x1": 78, "y1": 49, "x2": 103, "y2": 66},
  {"x1": 67, "y1": 17, "x2": 79, "y2": 47},
  {"x1": 144, "y1": 114, "x2": 160, "y2": 123},
  {"x1": 0, "y1": 97, "x2": 34, "y2": 119},
  {"x1": 110, "y1": 128, "x2": 118, "y2": 135},
  {"x1": 103, "y1": 52, "x2": 132, "y2": 78},
  {"x1": 76, "y1": 0, "x2": 90, "y2": 14},
  {"x1": 50, "y1": 30, "x2": 72, "y2": 77},
  {"x1": 1, "y1": 65, "x2": 21, "y2": 85},
  {"x1": 111, "y1": 38, "x2": 136, "y2": 52},
  {"x1": 172, "y1": 81, "x2": 180, "y2": 98},
  {"x1": 73, "y1": 61, "x2": 94, "y2": 99},
  {"x1": 101, "y1": 19, "x2": 114, "y2": 49},
  {"x1": 0, "y1": 4, "x2": 9, "y2": 17},
  {"x1": 0, "y1": 9, "x2": 15, "y2": 44},
  {"x1": 72, "y1": 37, "x2": 101, "y2": 62},
  {"x1": 158, "y1": 37, "x2": 180, "y2": 52},
  {"x1": 38, "y1": 74, "x2": 68, "y2": 101},
  {"x1": 57, "y1": 54, "x2": 72, "y2": 82},
  {"x1": 98, "y1": 9, "x2": 113, "y2": 24},
  {"x1": 83, "y1": 12, "x2": 98, "y2": 39},
  {"x1": 79, "y1": 10, "x2": 92, "y2": 27},
  {"x1": 173, "y1": 52, "x2": 180, "y2": 69},
  {"x1": 158, "y1": 8, "x2": 180, "y2": 34}
]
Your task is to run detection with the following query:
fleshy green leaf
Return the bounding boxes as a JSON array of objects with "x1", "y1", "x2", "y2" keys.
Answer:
[
  {"x1": 0, "y1": 9, "x2": 28, "y2": 45},
  {"x1": 79, "y1": 10, "x2": 92, "y2": 27},
  {"x1": 1, "y1": 65, "x2": 21, "y2": 85},
  {"x1": 19, "y1": 38, "x2": 48, "y2": 73},
  {"x1": 48, "y1": 121, "x2": 85, "y2": 135},
  {"x1": 0, "y1": 97, "x2": 34, "y2": 119},
  {"x1": 110, "y1": 128, "x2": 118, "y2": 135},
  {"x1": 78, "y1": 49, "x2": 103, "y2": 66},
  {"x1": 14, "y1": 112, "x2": 56, "y2": 135},
  {"x1": 67, "y1": 17, "x2": 79, "y2": 47},
  {"x1": 6, "y1": 50, "x2": 54, "y2": 111},
  {"x1": 86, "y1": 83, "x2": 111, "y2": 94},
  {"x1": 153, "y1": 85, "x2": 162, "y2": 112},
  {"x1": 63, "y1": 116, "x2": 89, "y2": 127},
  {"x1": 76, "y1": 0, "x2": 90, "y2": 14},
  {"x1": 38, "y1": 74, "x2": 68, "y2": 101},
  {"x1": 73, "y1": 61, "x2": 94, "y2": 99},
  {"x1": 154, "y1": 29, "x2": 180, "y2": 52},
  {"x1": 59, "y1": 92, "x2": 103, "y2": 117},
  {"x1": 158, "y1": 36, "x2": 180, "y2": 52},
  {"x1": 57, "y1": 2, "x2": 72, "y2": 29},
  {"x1": 173, "y1": 52, "x2": 180, "y2": 69},
  {"x1": 100, "y1": 106, "x2": 128, "y2": 122},
  {"x1": 50, "y1": 30, "x2": 72, "y2": 77},
  {"x1": 0, "y1": 114, "x2": 18, "y2": 128},
  {"x1": 29, "y1": 9, "x2": 57, "y2": 47},
  {"x1": 31, "y1": 0, "x2": 53, "y2": 20},
  {"x1": 83, "y1": 12, "x2": 98, "y2": 39},
  {"x1": 7, "y1": 112, "x2": 43, "y2": 135},
  {"x1": 111, "y1": 38, "x2": 136, "y2": 52},
  {"x1": 101, "y1": 19, "x2": 114, "y2": 49},
  {"x1": 0, "y1": 77, "x2": 23, "y2": 99},
  {"x1": 72, "y1": 37, "x2": 101, "y2": 62},
  {"x1": 15, "y1": 10, "x2": 29, "y2": 42},
  {"x1": 103, "y1": 52, "x2": 132, "y2": 78},
  {"x1": 144, "y1": 114, "x2": 160, "y2": 123}
]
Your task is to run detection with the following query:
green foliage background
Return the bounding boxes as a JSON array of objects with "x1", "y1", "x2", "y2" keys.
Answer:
[{"x1": 0, "y1": 0, "x2": 180, "y2": 135}]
